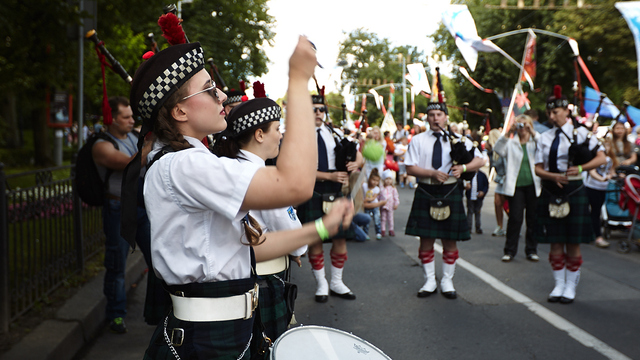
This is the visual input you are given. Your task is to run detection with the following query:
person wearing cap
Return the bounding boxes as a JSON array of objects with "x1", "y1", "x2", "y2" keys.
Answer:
[
  {"x1": 405, "y1": 102, "x2": 485, "y2": 300},
  {"x1": 211, "y1": 97, "x2": 308, "y2": 347},
  {"x1": 534, "y1": 85, "x2": 605, "y2": 304},
  {"x1": 223, "y1": 88, "x2": 247, "y2": 115},
  {"x1": 124, "y1": 38, "x2": 353, "y2": 359},
  {"x1": 297, "y1": 88, "x2": 364, "y2": 303}
]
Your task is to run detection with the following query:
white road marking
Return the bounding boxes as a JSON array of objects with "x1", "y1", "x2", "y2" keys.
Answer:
[{"x1": 433, "y1": 243, "x2": 632, "y2": 360}]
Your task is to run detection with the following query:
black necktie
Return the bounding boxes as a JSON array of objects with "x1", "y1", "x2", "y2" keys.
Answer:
[
  {"x1": 549, "y1": 128, "x2": 561, "y2": 173},
  {"x1": 317, "y1": 128, "x2": 329, "y2": 171},
  {"x1": 432, "y1": 132, "x2": 442, "y2": 170}
]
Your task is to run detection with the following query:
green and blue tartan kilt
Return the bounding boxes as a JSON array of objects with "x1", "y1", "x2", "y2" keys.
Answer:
[
  {"x1": 296, "y1": 181, "x2": 354, "y2": 241},
  {"x1": 144, "y1": 277, "x2": 256, "y2": 360},
  {"x1": 250, "y1": 271, "x2": 288, "y2": 359},
  {"x1": 405, "y1": 183, "x2": 471, "y2": 241},
  {"x1": 535, "y1": 180, "x2": 594, "y2": 244}
]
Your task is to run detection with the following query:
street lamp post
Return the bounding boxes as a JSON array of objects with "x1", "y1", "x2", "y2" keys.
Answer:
[{"x1": 401, "y1": 54, "x2": 407, "y2": 128}]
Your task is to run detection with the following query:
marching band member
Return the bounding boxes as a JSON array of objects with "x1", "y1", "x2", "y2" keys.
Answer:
[
  {"x1": 405, "y1": 101, "x2": 485, "y2": 299},
  {"x1": 534, "y1": 86, "x2": 605, "y2": 304},
  {"x1": 123, "y1": 38, "x2": 353, "y2": 359},
  {"x1": 297, "y1": 88, "x2": 364, "y2": 303}
]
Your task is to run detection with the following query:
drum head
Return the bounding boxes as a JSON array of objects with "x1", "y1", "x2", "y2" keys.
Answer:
[{"x1": 270, "y1": 325, "x2": 391, "y2": 360}]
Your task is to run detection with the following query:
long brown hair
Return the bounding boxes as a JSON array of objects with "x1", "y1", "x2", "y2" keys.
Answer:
[
  {"x1": 212, "y1": 120, "x2": 276, "y2": 159},
  {"x1": 611, "y1": 122, "x2": 632, "y2": 158}
]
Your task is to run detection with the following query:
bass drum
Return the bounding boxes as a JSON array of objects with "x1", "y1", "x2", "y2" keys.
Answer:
[{"x1": 270, "y1": 325, "x2": 392, "y2": 360}]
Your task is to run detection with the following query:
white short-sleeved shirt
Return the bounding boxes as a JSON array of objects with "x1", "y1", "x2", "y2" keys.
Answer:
[
  {"x1": 405, "y1": 129, "x2": 482, "y2": 175},
  {"x1": 144, "y1": 136, "x2": 261, "y2": 285},
  {"x1": 239, "y1": 150, "x2": 307, "y2": 257},
  {"x1": 535, "y1": 121, "x2": 603, "y2": 172}
]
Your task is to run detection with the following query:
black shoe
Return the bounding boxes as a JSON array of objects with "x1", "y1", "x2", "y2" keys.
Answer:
[
  {"x1": 547, "y1": 296, "x2": 561, "y2": 303},
  {"x1": 476, "y1": 229, "x2": 483, "y2": 234},
  {"x1": 315, "y1": 295, "x2": 328, "y2": 303},
  {"x1": 441, "y1": 291, "x2": 457, "y2": 299},
  {"x1": 330, "y1": 289, "x2": 356, "y2": 300},
  {"x1": 559, "y1": 297, "x2": 574, "y2": 304},
  {"x1": 109, "y1": 317, "x2": 127, "y2": 334},
  {"x1": 417, "y1": 289, "x2": 437, "y2": 298}
]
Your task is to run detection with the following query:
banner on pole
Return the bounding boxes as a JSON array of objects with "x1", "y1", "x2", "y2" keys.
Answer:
[{"x1": 406, "y1": 63, "x2": 431, "y2": 94}]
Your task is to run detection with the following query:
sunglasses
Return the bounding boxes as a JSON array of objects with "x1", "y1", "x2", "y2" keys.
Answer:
[
  {"x1": 313, "y1": 107, "x2": 326, "y2": 113},
  {"x1": 181, "y1": 79, "x2": 219, "y2": 102}
]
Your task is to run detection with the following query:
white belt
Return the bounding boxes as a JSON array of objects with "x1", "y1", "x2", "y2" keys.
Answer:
[
  {"x1": 170, "y1": 283, "x2": 259, "y2": 322},
  {"x1": 256, "y1": 255, "x2": 289, "y2": 276},
  {"x1": 567, "y1": 175, "x2": 583, "y2": 181},
  {"x1": 420, "y1": 177, "x2": 458, "y2": 185}
]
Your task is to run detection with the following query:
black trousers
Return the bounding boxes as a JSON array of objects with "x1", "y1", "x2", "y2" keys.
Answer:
[
  {"x1": 585, "y1": 187, "x2": 606, "y2": 238},
  {"x1": 504, "y1": 185, "x2": 538, "y2": 256}
]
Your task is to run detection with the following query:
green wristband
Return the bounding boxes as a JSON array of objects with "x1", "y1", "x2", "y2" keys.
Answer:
[
  {"x1": 462, "y1": 164, "x2": 467, "y2": 173},
  {"x1": 578, "y1": 165, "x2": 583, "y2": 173},
  {"x1": 315, "y1": 218, "x2": 330, "y2": 241}
]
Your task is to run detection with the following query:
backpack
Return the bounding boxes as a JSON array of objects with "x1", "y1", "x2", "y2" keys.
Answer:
[{"x1": 75, "y1": 132, "x2": 119, "y2": 206}]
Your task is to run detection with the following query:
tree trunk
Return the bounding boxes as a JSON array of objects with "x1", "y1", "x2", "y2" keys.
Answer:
[
  {"x1": 1, "y1": 94, "x2": 21, "y2": 149},
  {"x1": 32, "y1": 102, "x2": 53, "y2": 167}
]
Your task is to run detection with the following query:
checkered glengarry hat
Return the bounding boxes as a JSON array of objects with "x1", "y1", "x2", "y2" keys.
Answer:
[
  {"x1": 130, "y1": 42, "x2": 205, "y2": 128},
  {"x1": 426, "y1": 102, "x2": 448, "y2": 115},
  {"x1": 226, "y1": 98, "x2": 281, "y2": 137},
  {"x1": 223, "y1": 89, "x2": 246, "y2": 107}
]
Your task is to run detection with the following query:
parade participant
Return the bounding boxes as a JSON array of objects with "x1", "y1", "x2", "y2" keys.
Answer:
[
  {"x1": 534, "y1": 86, "x2": 605, "y2": 304},
  {"x1": 297, "y1": 86, "x2": 364, "y2": 303},
  {"x1": 494, "y1": 114, "x2": 541, "y2": 262},
  {"x1": 123, "y1": 38, "x2": 353, "y2": 359},
  {"x1": 223, "y1": 85, "x2": 247, "y2": 115},
  {"x1": 212, "y1": 97, "x2": 308, "y2": 346},
  {"x1": 92, "y1": 96, "x2": 160, "y2": 333},
  {"x1": 380, "y1": 169, "x2": 400, "y2": 236},
  {"x1": 405, "y1": 101, "x2": 485, "y2": 299}
]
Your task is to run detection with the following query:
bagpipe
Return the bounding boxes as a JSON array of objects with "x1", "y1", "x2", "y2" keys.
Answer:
[
  {"x1": 332, "y1": 103, "x2": 358, "y2": 172},
  {"x1": 433, "y1": 122, "x2": 477, "y2": 181},
  {"x1": 568, "y1": 91, "x2": 605, "y2": 166}
]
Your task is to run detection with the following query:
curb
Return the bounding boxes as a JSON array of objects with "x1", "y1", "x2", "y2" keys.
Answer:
[{"x1": 0, "y1": 251, "x2": 147, "y2": 360}]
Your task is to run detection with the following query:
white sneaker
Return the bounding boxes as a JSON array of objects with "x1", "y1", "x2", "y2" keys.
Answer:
[{"x1": 492, "y1": 226, "x2": 503, "y2": 236}]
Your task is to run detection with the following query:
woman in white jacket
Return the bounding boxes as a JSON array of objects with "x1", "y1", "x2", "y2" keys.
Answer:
[{"x1": 494, "y1": 114, "x2": 542, "y2": 262}]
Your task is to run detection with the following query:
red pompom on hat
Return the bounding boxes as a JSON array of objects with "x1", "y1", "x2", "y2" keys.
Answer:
[
  {"x1": 253, "y1": 81, "x2": 266, "y2": 98},
  {"x1": 158, "y1": 13, "x2": 186, "y2": 46},
  {"x1": 142, "y1": 51, "x2": 155, "y2": 60}
]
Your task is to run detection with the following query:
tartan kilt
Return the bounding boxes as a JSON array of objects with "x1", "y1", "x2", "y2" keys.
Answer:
[
  {"x1": 143, "y1": 270, "x2": 172, "y2": 326},
  {"x1": 405, "y1": 183, "x2": 471, "y2": 240},
  {"x1": 250, "y1": 271, "x2": 288, "y2": 359},
  {"x1": 535, "y1": 180, "x2": 594, "y2": 244},
  {"x1": 296, "y1": 181, "x2": 354, "y2": 241},
  {"x1": 144, "y1": 277, "x2": 256, "y2": 360}
]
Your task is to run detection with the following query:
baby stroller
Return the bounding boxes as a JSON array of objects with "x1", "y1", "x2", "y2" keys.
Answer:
[
  {"x1": 602, "y1": 176, "x2": 633, "y2": 241},
  {"x1": 618, "y1": 173, "x2": 640, "y2": 253}
]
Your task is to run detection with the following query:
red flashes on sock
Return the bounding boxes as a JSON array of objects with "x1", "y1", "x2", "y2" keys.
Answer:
[
  {"x1": 330, "y1": 251, "x2": 348, "y2": 269},
  {"x1": 548, "y1": 253, "x2": 566, "y2": 271},
  {"x1": 419, "y1": 249, "x2": 435, "y2": 264},
  {"x1": 309, "y1": 252, "x2": 325, "y2": 270},
  {"x1": 566, "y1": 256, "x2": 583, "y2": 272},
  {"x1": 442, "y1": 250, "x2": 459, "y2": 265}
]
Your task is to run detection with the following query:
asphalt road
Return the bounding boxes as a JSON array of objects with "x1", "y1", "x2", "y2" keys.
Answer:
[{"x1": 78, "y1": 176, "x2": 640, "y2": 360}]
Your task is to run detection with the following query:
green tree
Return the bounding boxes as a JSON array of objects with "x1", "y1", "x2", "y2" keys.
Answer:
[{"x1": 337, "y1": 29, "x2": 426, "y2": 127}]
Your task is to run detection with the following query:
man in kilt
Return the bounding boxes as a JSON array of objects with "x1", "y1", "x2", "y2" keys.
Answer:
[
  {"x1": 534, "y1": 86, "x2": 605, "y2": 304},
  {"x1": 297, "y1": 89, "x2": 364, "y2": 303},
  {"x1": 405, "y1": 102, "x2": 485, "y2": 299}
]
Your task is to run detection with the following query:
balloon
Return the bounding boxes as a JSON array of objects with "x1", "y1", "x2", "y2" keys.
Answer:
[
  {"x1": 384, "y1": 158, "x2": 399, "y2": 172},
  {"x1": 362, "y1": 140, "x2": 385, "y2": 161}
]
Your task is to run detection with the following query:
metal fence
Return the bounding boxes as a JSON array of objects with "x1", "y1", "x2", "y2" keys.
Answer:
[{"x1": 0, "y1": 161, "x2": 104, "y2": 333}]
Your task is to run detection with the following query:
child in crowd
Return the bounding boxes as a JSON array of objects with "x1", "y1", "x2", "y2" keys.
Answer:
[
  {"x1": 585, "y1": 138, "x2": 616, "y2": 249},
  {"x1": 395, "y1": 136, "x2": 409, "y2": 188},
  {"x1": 380, "y1": 170, "x2": 400, "y2": 236},
  {"x1": 362, "y1": 168, "x2": 386, "y2": 239},
  {"x1": 464, "y1": 170, "x2": 489, "y2": 234}
]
